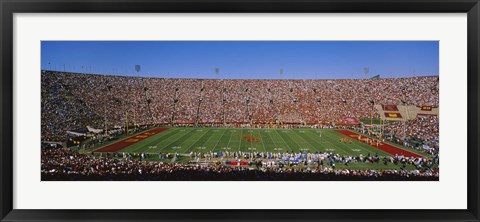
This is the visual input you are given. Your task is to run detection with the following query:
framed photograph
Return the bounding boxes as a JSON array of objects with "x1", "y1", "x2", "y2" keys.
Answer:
[{"x1": 1, "y1": 0, "x2": 479, "y2": 221}]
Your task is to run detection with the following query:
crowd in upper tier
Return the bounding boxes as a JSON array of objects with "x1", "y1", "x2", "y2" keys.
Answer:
[{"x1": 41, "y1": 71, "x2": 439, "y2": 142}]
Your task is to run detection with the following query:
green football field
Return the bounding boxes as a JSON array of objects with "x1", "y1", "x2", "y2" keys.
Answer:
[{"x1": 104, "y1": 127, "x2": 424, "y2": 157}]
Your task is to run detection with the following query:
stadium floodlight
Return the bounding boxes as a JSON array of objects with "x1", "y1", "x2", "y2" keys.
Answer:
[
  {"x1": 135, "y1": 65, "x2": 141, "y2": 73},
  {"x1": 364, "y1": 67, "x2": 370, "y2": 77},
  {"x1": 215, "y1": 68, "x2": 220, "y2": 79}
]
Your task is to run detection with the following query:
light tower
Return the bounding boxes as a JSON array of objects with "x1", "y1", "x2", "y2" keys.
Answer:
[
  {"x1": 135, "y1": 65, "x2": 156, "y2": 127},
  {"x1": 363, "y1": 67, "x2": 370, "y2": 78},
  {"x1": 364, "y1": 67, "x2": 374, "y2": 134}
]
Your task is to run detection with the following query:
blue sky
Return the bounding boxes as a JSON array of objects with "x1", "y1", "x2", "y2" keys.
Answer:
[{"x1": 41, "y1": 41, "x2": 439, "y2": 79}]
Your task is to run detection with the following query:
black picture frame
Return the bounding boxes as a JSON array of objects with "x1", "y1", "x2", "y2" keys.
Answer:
[{"x1": 1, "y1": 0, "x2": 479, "y2": 221}]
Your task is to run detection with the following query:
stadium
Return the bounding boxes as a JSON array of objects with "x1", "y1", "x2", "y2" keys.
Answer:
[{"x1": 41, "y1": 70, "x2": 439, "y2": 181}]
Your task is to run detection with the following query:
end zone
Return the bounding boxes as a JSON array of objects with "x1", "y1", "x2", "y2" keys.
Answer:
[
  {"x1": 94, "y1": 128, "x2": 169, "y2": 153},
  {"x1": 335, "y1": 129, "x2": 424, "y2": 158}
]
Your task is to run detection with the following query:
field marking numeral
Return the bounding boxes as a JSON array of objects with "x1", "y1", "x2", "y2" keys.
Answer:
[
  {"x1": 172, "y1": 146, "x2": 182, "y2": 149},
  {"x1": 196, "y1": 147, "x2": 206, "y2": 150},
  {"x1": 247, "y1": 147, "x2": 256, "y2": 150}
]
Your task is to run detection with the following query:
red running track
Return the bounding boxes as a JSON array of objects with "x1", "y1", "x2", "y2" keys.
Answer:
[
  {"x1": 94, "y1": 128, "x2": 169, "y2": 153},
  {"x1": 335, "y1": 130, "x2": 423, "y2": 158}
]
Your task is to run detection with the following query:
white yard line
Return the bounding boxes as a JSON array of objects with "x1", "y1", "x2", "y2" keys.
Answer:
[
  {"x1": 292, "y1": 130, "x2": 322, "y2": 153},
  {"x1": 259, "y1": 129, "x2": 267, "y2": 152},
  {"x1": 265, "y1": 129, "x2": 279, "y2": 150},
  {"x1": 225, "y1": 130, "x2": 234, "y2": 150},
  {"x1": 182, "y1": 128, "x2": 212, "y2": 153},
  {"x1": 156, "y1": 128, "x2": 195, "y2": 152},
  {"x1": 284, "y1": 129, "x2": 304, "y2": 152},
  {"x1": 210, "y1": 128, "x2": 227, "y2": 152},
  {"x1": 308, "y1": 131, "x2": 341, "y2": 154},
  {"x1": 273, "y1": 129, "x2": 293, "y2": 152},
  {"x1": 93, "y1": 127, "x2": 160, "y2": 152},
  {"x1": 322, "y1": 132, "x2": 355, "y2": 156},
  {"x1": 237, "y1": 128, "x2": 244, "y2": 152},
  {"x1": 249, "y1": 130, "x2": 253, "y2": 150},
  {"x1": 133, "y1": 129, "x2": 180, "y2": 153}
]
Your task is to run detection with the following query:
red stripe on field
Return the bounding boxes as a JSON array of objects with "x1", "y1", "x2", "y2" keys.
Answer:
[
  {"x1": 94, "y1": 128, "x2": 169, "y2": 153},
  {"x1": 335, "y1": 130, "x2": 423, "y2": 158}
]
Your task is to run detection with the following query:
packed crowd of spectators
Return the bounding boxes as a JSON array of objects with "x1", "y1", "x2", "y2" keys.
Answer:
[
  {"x1": 193, "y1": 150, "x2": 438, "y2": 168},
  {"x1": 41, "y1": 71, "x2": 439, "y2": 142},
  {"x1": 41, "y1": 148, "x2": 438, "y2": 181},
  {"x1": 42, "y1": 73, "x2": 104, "y2": 141},
  {"x1": 382, "y1": 115, "x2": 439, "y2": 154}
]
